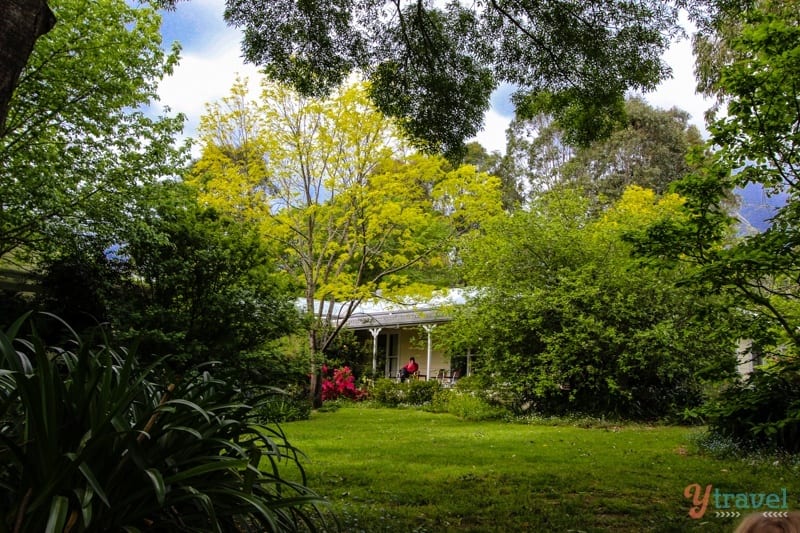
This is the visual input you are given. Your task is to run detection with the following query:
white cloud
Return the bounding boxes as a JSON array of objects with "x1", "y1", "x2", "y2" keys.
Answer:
[
  {"x1": 157, "y1": 0, "x2": 263, "y2": 155},
  {"x1": 471, "y1": 109, "x2": 510, "y2": 155},
  {"x1": 643, "y1": 36, "x2": 714, "y2": 136},
  {"x1": 158, "y1": 47, "x2": 262, "y2": 120}
]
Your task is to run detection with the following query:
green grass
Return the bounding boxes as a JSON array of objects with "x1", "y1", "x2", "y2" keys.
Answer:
[{"x1": 281, "y1": 406, "x2": 800, "y2": 532}]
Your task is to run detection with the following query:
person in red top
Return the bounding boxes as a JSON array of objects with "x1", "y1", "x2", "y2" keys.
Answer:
[{"x1": 399, "y1": 357, "x2": 419, "y2": 381}]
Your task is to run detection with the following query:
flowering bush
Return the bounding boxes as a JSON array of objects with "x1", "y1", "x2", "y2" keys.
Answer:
[{"x1": 321, "y1": 365, "x2": 367, "y2": 402}]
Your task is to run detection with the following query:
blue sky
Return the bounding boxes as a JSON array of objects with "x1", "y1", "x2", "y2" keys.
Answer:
[{"x1": 155, "y1": 1, "x2": 712, "y2": 155}]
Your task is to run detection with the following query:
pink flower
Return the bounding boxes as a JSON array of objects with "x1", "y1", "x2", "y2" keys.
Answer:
[{"x1": 321, "y1": 366, "x2": 367, "y2": 402}]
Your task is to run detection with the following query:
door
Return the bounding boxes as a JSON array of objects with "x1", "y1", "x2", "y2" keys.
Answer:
[{"x1": 379, "y1": 333, "x2": 399, "y2": 377}]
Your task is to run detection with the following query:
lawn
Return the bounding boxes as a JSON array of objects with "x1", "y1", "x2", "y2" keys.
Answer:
[{"x1": 281, "y1": 406, "x2": 799, "y2": 532}]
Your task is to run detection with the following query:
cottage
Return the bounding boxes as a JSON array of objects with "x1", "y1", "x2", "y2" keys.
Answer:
[{"x1": 338, "y1": 289, "x2": 474, "y2": 382}]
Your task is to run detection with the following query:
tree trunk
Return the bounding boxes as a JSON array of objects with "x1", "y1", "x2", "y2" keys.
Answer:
[
  {"x1": 308, "y1": 328, "x2": 323, "y2": 408},
  {"x1": 0, "y1": 0, "x2": 55, "y2": 134},
  {"x1": 309, "y1": 365, "x2": 323, "y2": 408}
]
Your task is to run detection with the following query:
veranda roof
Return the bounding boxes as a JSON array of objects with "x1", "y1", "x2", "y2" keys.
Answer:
[{"x1": 339, "y1": 288, "x2": 470, "y2": 330}]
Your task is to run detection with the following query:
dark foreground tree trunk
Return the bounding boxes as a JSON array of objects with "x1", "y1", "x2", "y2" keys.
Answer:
[
  {"x1": 308, "y1": 328, "x2": 323, "y2": 408},
  {"x1": 0, "y1": 0, "x2": 55, "y2": 134},
  {"x1": 309, "y1": 368, "x2": 323, "y2": 408}
]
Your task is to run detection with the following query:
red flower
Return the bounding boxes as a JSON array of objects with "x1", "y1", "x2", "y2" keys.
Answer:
[{"x1": 321, "y1": 366, "x2": 367, "y2": 402}]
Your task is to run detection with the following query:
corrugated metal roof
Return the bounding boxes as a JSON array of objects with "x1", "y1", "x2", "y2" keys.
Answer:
[
  {"x1": 297, "y1": 288, "x2": 472, "y2": 330},
  {"x1": 338, "y1": 288, "x2": 472, "y2": 330},
  {"x1": 342, "y1": 307, "x2": 452, "y2": 330}
]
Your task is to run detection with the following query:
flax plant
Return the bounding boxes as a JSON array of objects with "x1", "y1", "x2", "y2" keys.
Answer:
[{"x1": 0, "y1": 313, "x2": 330, "y2": 532}]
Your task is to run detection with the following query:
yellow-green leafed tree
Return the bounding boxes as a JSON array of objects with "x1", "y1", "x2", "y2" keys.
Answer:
[
  {"x1": 189, "y1": 79, "x2": 503, "y2": 404},
  {"x1": 190, "y1": 77, "x2": 270, "y2": 219}
]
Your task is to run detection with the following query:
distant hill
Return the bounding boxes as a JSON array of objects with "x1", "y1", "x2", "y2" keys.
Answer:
[{"x1": 735, "y1": 183, "x2": 788, "y2": 234}]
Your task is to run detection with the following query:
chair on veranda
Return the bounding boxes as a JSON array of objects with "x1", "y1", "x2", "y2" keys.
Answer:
[
  {"x1": 397, "y1": 369, "x2": 420, "y2": 382},
  {"x1": 440, "y1": 369, "x2": 460, "y2": 388}
]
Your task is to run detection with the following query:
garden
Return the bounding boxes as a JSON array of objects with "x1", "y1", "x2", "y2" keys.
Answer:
[{"x1": 2, "y1": 0, "x2": 800, "y2": 531}]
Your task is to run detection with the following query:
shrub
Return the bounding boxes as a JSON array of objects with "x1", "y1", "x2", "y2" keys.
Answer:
[
  {"x1": 370, "y1": 378, "x2": 405, "y2": 407},
  {"x1": 368, "y1": 377, "x2": 507, "y2": 419},
  {"x1": 444, "y1": 391, "x2": 507, "y2": 421},
  {"x1": 0, "y1": 313, "x2": 330, "y2": 532},
  {"x1": 406, "y1": 379, "x2": 440, "y2": 405},
  {"x1": 369, "y1": 378, "x2": 439, "y2": 407},
  {"x1": 321, "y1": 365, "x2": 367, "y2": 402},
  {"x1": 453, "y1": 374, "x2": 491, "y2": 394},
  {"x1": 254, "y1": 385, "x2": 312, "y2": 423},
  {"x1": 429, "y1": 388, "x2": 453, "y2": 413},
  {"x1": 703, "y1": 360, "x2": 800, "y2": 453},
  {"x1": 241, "y1": 338, "x2": 312, "y2": 390}
]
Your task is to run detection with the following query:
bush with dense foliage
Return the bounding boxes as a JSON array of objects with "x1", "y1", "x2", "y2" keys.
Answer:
[
  {"x1": 321, "y1": 366, "x2": 367, "y2": 402},
  {"x1": 428, "y1": 388, "x2": 507, "y2": 421},
  {"x1": 427, "y1": 375, "x2": 510, "y2": 420},
  {"x1": 703, "y1": 359, "x2": 800, "y2": 453},
  {"x1": 321, "y1": 329, "x2": 372, "y2": 378},
  {"x1": 443, "y1": 392, "x2": 507, "y2": 421},
  {"x1": 32, "y1": 182, "x2": 300, "y2": 377},
  {"x1": 446, "y1": 188, "x2": 740, "y2": 420},
  {"x1": 0, "y1": 313, "x2": 329, "y2": 532},
  {"x1": 370, "y1": 378, "x2": 405, "y2": 407},
  {"x1": 405, "y1": 379, "x2": 440, "y2": 405},
  {"x1": 368, "y1": 378, "x2": 440, "y2": 407}
]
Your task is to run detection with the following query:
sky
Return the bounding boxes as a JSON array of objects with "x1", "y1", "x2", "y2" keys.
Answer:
[{"x1": 156, "y1": 0, "x2": 714, "y2": 156}]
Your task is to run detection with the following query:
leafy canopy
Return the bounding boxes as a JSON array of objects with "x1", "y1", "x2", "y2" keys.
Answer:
[
  {"x1": 31, "y1": 181, "x2": 299, "y2": 373},
  {"x1": 624, "y1": 0, "x2": 800, "y2": 448},
  {"x1": 120, "y1": 182, "x2": 300, "y2": 370},
  {"x1": 0, "y1": 0, "x2": 187, "y2": 260},
  {"x1": 189, "y1": 78, "x2": 502, "y2": 406},
  {"x1": 503, "y1": 97, "x2": 704, "y2": 203},
  {"x1": 224, "y1": 0, "x2": 687, "y2": 157},
  {"x1": 632, "y1": 0, "x2": 800, "y2": 350}
]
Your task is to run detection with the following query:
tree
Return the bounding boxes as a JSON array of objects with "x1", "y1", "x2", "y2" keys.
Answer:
[
  {"x1": 0, "y1": 0, "x2": 188, "y2": 133},
  {"x1": 120, "y1": 182, "x2": 299, "y2": 371},
  {"x1": 0, "y1": 0, "x2": 55, "y2": 134},
  {"x1": 690, "y1": 0, "x2": 789, "y2": 120},
  {"x1": 502, "y1": 98, "x2": 703, "y2": 204},
  {"x1": 35, "y1": 181, "x2": 299, "y2": 373},
  {"x1": 633, "y1": 0, "x2": 800, "y2": 350},
  {"x1": 224, "y1": 0, "x2": 689, "y2": 157},
  {"x1": 35, "y1": 232, "x2": 130, "y2": 335},
  {"x1": 628, "y1": 0, "x2": 800, "y2": 448},
  {"x1": 462, "y1": 141, "x2": 522, "y2": 210},
  {"x1": 445, "y1": 187, "x2": 739, "y2": 418},
  {"x1": 503, "y1": 112, "x2": 576, "y2": 196},
  {"x1": 0, "y1": 0, "x2": 186, "y2": 260},
  {"x1": 190, "y1": 79, "x2": 503, "y2": 404},
  {"x1": 561, "y1": 98, "x2": 704, "y2": 202}
]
